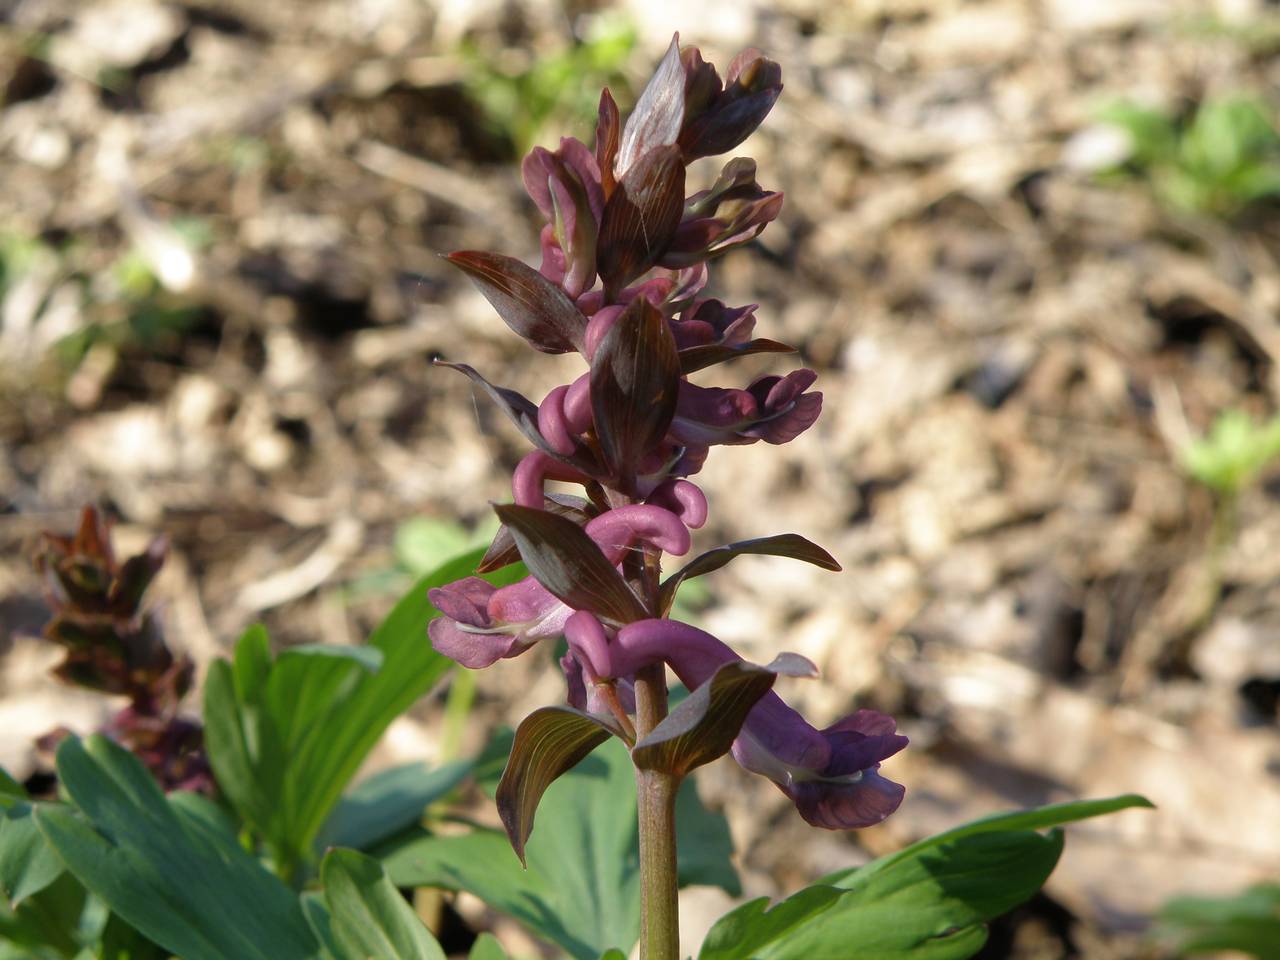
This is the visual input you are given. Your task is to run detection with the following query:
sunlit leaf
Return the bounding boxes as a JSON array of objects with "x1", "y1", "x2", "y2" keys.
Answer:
[
  {"x1": 496, "y1": 707, "x2": 617, "y2": 864},
  {"x1": 446, "y1": 250, "x2": 586, "y2": 353},
  {"x1": 495, "y1": 504, "x2": 646, "y2": 624}
]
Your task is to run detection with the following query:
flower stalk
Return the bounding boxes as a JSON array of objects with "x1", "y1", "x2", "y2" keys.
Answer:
[{"x1": 428, "y1": 33, "x2": 907, "y2": 960}]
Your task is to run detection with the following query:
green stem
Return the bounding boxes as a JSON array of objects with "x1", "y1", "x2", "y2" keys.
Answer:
[
  {"x1": 634, "y1": 662, "x2": 679, "y2": 960},
  {"x1": 440, "y1": 667, "x2": 478, "y2": 762}
]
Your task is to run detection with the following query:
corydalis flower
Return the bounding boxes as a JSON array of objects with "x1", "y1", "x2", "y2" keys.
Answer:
[
  {"x1": 671, "y1": 369, "x2": 822, "y2": 447},
  {"x1": 523, "y1": 138, "x2": 603, "y2": 299},
  {"x1": 661, "y1": 158, "x2": 783, "y2": 268},
  {"x1": 564, "y1": 612, "x2": 907, "y2": 830},
  {"x1": 429, "y1": 504, "x2": 693, "y2": 668}
]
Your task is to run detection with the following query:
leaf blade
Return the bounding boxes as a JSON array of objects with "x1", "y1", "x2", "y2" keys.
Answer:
[
  {"x1": 495, "y1": 504, "x2": 646, "y2": 624},
  {"x1": 591, "y1": 297, "x2": 680, "y2": 487},
  {"x1": 446, "y1": 250, "x2": 586, "y2": 353},
  {"x1": 631, "y1": 661, "x2": 777, "y2": 776},
  {"x1": 496, "y1": 706, "x2": 616, "y2": 864},
  {"x1": 322, "y1": 848, "x2": 445, "y2": 960},
  {"x1": 660, "y1": 534, "x2": 840, "y2": 614}
]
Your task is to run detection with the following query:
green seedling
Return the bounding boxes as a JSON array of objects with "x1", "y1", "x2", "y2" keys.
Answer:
[
  {"x1": 1181, "y1": 408, "x2": 1280, "y2": 496},
  {"x1": 1098, "y1": 95, "x2": 1280, "y2": 217},
  {"x1": 462, "y1": 14, "x2": 636, "y2": 154},
  {"x1": 1177, "y1": 409, "x2": 1280, "y2": 625}
]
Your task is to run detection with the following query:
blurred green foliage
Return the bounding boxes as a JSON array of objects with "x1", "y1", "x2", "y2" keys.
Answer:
[
  {"x1": 0, "y1": 219, "x2": 209, "y2": 377},
  {"x1": 462, "y1": 14, "x2": 636, "y2": 155},
  {"x1": 1157, "y1": 883, "x2": 1280, "y2": 958},
  {"x1": 1177, "y1": 11, "x2": 1280, "y2": 56},
  {"x1": 1180, "y1": 409, "x2": 1280, "y2": 497},
  {"x1": 1098, "y1": 95, "x2": 1280, "y2": 217}
]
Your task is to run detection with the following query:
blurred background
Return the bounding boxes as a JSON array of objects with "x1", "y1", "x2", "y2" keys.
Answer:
[{"x1": 3, "y1": 0, "x2": 1280, "y2": 955}]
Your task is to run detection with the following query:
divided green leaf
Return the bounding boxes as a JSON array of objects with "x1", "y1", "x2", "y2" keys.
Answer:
[
  {"x1": 321, "y1": 849, "x2": 445, "y2": 960},
  {"x1": 204, "y1": 547, "x2": 523, "y2": 878},
  {"x1": 699, "y1": 795, "x2": 1153, "y2": 960},
  {"x1": 36, "y1": 735, "x2": 318, "y2": 960},
  {"x1": 382, "y1": 738, "x2": 739, "y2": 960}
]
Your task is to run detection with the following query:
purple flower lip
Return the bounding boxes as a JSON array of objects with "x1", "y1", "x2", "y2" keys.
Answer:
[
  {"x1": 670, "y1": 369, "x2": 822, "y2": 447},
  {"x1": 562, "y1": 612, "x2": 907, "y2": 829}
]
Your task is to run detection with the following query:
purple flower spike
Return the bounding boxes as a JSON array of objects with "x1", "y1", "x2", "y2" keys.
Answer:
[
  {"x1": 431, "y1": 37, "x2": 902, "y2": 851},
  {"x1": 670, "y1": 369, "x2": 822, "y2": 447},
  {"x1": 428, "y1": 576, "x2": 572, "y2": 668}
]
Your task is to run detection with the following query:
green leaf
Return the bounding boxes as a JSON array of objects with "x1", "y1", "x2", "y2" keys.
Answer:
[
  {"x1": 496, "y1": 706, "x2": 617, "y2": 864},
  {"x1": 468, "y1": 933, "x2": 511, "y2": 960},
  {"x1": 0, "y1": 801, "x2": 65, "y2": 907},
  {"x1": 701, "y1": 795, "x2": 1154, "y2": 960},
  {"x1": 0, "y1": 769, "x2": 24, "y2": 802},
  {"x1": 205, "y1": 548, "x2": 523, "y2": 875},
  {"x1": 674, "y1": 777, "x2": 740, "y2": 895},
  {"x1": 36, "y1": 735, "x2": 319, "y2": 960},
  {"x1": 0, "y1": 870, "x2": 87, "y2": 957},
  {"x1": 825, "y1": 793, "x2": 1154, "y2": 881},
  {"x1": 383, "y1": 739, "x2": 640, "y2": 959},
  {"x1": 632, "y1": 659, "x2": 784, "y2": 776},
  {"x1": 1158, "y1": 883, "x2": 1280, "y2": 957},
  {"x1": 699, "y1": 887, "x2": 846, "y2": 960},
  {"x1": 317, "y1": 761, "x2": 470, "y2": 854},
  {"x1": 100, "y1": 911, "x2": 169, "y2": 960},
  {"x1": 494, "y1": 505, "x2": 646, "y2": 624},
  {"x1": 321, "y1": 849, "x2": 444, "y2": 960},
  {"x1": 301, "y1": 894, "x2": 343, "y2": 960},
  {"x1": 660, "y1": 534, "x2": 840, "y2": 614}
]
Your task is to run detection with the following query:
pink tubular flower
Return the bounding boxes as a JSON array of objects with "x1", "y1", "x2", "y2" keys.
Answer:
[
  {"x1": 522, "y1": 138, "x2": 604, "y2": 298},
  {"x1": 563, "y1": 612, "x2": 907, "y2": 830},
  {"x1": 429, "y1": 505, "x2": 692, "y2": 668}
]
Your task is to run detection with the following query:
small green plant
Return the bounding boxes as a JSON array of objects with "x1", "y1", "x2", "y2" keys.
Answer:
[
  {"x1": 1177, "y1": 409, "x2": 1280, "y2": 623},
  {"x1": 1181, "y1": 408, "x2": 1280, "y2": 496},
  {"x1": 1157, "y1": 883, "x2": 1280, "y2": 958},
  {"x1": 0, "y1": 219, "x2": 208, "y2": 386},
  {"x1": 462, "y1": 14, "x2": 637, "y2": 154},
  {"x1": 1098, "y1": 95, "x2": 1280, "y2": 217}
]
